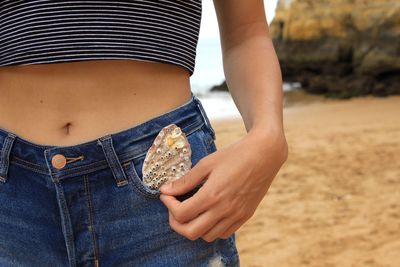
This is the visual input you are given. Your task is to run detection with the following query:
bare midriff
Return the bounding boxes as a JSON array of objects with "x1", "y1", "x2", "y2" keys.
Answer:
[{"x1": 0, "y1": 59, "x2": 192, "y2": 146}]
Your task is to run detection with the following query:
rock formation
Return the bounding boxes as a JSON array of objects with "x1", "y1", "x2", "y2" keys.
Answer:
[{"x1": 269, "y1": 0, "x2": 400, "y2": 98}]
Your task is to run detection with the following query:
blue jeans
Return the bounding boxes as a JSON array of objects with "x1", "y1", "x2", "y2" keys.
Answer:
[{"x1": 0, "y1": 93, "x2": 240, "y2": 267}]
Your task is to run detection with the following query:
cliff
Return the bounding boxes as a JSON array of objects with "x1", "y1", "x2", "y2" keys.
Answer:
[{"x1": 269, "y1": 0, "x2": 400, "y2": 98}]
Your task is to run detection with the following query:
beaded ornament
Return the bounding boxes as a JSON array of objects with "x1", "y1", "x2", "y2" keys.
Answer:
[{"x1": 142, "y1": 124, "x2": 192, "y2": 190}]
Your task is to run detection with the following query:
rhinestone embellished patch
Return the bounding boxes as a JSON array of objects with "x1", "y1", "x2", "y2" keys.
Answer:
[{"x1": 142, "y1": 124, "x2": 192, "y2": 190}]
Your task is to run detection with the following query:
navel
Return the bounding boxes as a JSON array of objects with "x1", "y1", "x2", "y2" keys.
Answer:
[{"x1": 62, "y1": 122, "x2": 72, "y2": 135}]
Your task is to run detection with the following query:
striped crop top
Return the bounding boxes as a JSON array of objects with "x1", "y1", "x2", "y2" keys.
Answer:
[{"x1": 0, "y1": 0, "x2": 202, "y2": 76}]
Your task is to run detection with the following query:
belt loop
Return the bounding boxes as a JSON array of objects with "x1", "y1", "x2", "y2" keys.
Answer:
[
  {"x1": 0, "y1": 133, "x2": 17, "y2": 183},
  {"x1": 97, "y1": 135, "x2": 128, "y2": 187},
  {"x1": 193, "y1": 94, "x2": 216, "y2": 140}
]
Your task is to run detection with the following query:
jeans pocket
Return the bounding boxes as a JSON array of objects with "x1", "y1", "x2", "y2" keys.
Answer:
[
  {"x1": 122, "y1": 152, "x2": 160, "y2": 199},
  {"x1": 122, "y1": 124, "x2": 215, "y2": 200}
]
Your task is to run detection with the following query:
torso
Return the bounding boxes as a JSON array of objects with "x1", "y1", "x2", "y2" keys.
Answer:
[{"x1": 0, "y1": 59, "x2": 192, "y2": 146}]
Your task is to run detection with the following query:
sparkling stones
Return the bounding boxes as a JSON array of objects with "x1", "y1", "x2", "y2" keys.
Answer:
[
  {"x1": 141, "y1": 124, "x2": 192, "y2": 190},
  {"x1": 175, "y1": 140, "x2": 185, "y2": 149},
  {"x1": 171, "y1": 127, "x2": 182, "y2": 138}
]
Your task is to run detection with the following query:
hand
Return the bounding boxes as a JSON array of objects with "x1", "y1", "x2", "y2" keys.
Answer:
[{"x1": 159, "y1": 126, "x2": 288, "y2": 242}]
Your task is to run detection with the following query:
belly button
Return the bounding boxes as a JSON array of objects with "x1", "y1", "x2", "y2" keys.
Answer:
[{"x1": 62, "y1": 122, "x2": 72, "y2": 135}]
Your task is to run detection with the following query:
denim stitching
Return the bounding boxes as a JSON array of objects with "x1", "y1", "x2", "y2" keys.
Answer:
[
  {"x1": 120, "y1": 115, "x2": 203, "y2": 146},
  {"x1": 0, "y1": 133, "x2": 16, "y2": 182},
  {"x1": 5, "y1": 114, "x2": 204, "y2": 179},
  {"x1": 124, "y1": 123, "x2": 212, "y2": 200},
  {"x1": 97, "y1": 136, "x2": 128, "y2": 187},
  {"x1": 125, "y1": 161, "x2": 161, "y2": 199},
  {"x1": 3, "y1": 113, "x2": 208, "y2": 189},
  {"x1": 10, "y1": 160, "x2": 49, "y2": 175},
  {"x1": 53, "y1": 181, "x2": 77, "y2": 267},
  {"x1": 7, "y1": 132, "x2": 213, "y2": 185},
  {"x1": 11, "y1": 156, "x2": 49, "y2": 172},
  {"x1": 127, "y1": 124, "x2": 207, "y2": 198},
  {"x1": 56, "y1": 163, "x2": 110, "y2": 181},
  {"x1": 193, "y1": 95, "x2": 216, "y2": 140},
  {"x1": 84, "y1": 175, "x2": 100, "y2": 266}
]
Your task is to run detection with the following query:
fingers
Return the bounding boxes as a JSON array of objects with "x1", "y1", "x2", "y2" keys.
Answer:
[
  {"x1": 165, "y1": 198, "x2": 243, "y2": 243},
  {"x1": 203, "y1": 216, "x2": 245, "y2": 242},
  {"x1": 220, "y1": 219, "x2": 245, "y2": 239},
  {"x1": 160, "y1": 158, "x2": 210, "y2": 196},
  {"x1": 201, "y1": 216, "x2": 234, "y2": 242},
  {"x1": 159, "y1": 184, "x2": 217, "y2": 223},
  {"x1": 167, "y1": 208, "x2": 220, "y2": 241}
]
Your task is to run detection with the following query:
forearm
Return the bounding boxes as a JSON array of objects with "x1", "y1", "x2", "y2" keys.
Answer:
[{"x1": 222, "y1": 34, "x2": 284, "y2": 138}]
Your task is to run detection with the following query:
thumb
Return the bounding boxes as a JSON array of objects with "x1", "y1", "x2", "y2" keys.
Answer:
[{"x1": 160, "y1": 160, "x2": 210, "y2": 195}]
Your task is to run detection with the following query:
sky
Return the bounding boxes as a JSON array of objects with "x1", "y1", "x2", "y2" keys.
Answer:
[
  {"x1": 199, "y1": 0, "x2": 279, "y2": 39},
  {"x1": 190, "y1": 0, "x2": 279, "y2": 93}
]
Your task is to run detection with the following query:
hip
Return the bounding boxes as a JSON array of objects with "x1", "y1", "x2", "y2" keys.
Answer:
[{"x1": 0, "y1": 93, "x2": 240, "y2": 266}]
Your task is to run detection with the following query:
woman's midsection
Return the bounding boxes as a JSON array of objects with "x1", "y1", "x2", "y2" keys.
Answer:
[{"x1": 0, "y1": 59, "x2": 192, "y2": 146}]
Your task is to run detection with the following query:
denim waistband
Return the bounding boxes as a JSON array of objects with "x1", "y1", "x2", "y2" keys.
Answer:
[{"x1": 0, "y1": 92, "x2": 215, "y2": 185}]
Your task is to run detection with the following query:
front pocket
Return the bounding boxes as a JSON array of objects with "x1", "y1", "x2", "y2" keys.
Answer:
[{"x1": 122, "y1": 124, "x2": 215, "y2": 200}]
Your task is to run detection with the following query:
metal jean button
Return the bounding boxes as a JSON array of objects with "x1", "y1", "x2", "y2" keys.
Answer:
[{"x1": 51, "y1": 154, "x2": 67, "y2": 169}]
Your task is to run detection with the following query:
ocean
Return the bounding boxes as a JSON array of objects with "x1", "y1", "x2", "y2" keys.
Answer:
[{"x1": 190, "y1": 38, "x2": 300, "y2": 120}]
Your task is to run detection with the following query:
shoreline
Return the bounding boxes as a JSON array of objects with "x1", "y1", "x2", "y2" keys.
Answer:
[{"x1": 199, "y1": 88, "x2": 366, "y2": 122}]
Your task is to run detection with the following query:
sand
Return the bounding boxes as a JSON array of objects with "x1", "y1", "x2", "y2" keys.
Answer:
[{"x1": 209, "y1": 93, "x2": 400, "y2": 267}]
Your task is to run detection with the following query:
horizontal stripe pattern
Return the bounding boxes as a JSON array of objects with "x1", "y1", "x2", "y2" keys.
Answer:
[{"x1": 0, "y1": 0, "x2": 202, "y2": 76}]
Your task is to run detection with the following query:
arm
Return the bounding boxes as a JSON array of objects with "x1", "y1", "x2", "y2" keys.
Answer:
[
  {"x1": 159, "y1": 0, "x2": 288, "y2": 242},
  {"x1": 214, "y1": 0, "x2": 287, "y2": 150}
]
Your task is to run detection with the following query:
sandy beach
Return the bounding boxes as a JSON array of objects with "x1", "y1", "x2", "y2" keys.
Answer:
[{"x1": 210, "y1": 93, "x2": 400, "y2": 267}]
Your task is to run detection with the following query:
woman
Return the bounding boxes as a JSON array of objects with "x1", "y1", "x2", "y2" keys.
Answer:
[{"x1": 0, "y1": 1, "x2": 288, "y2": 267}]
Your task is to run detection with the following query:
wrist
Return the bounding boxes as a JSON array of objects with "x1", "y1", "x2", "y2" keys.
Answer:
[{"x1": 248, "y1": 122, "x2": 288, "y2": 163}]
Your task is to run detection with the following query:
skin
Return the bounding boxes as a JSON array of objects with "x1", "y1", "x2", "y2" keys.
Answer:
[
  {"x1": 0, "y1": 60, "x2": 192, "y2": 146},
  {"x1": 0, "y1": 0, "x2": 288, "y2": 243},
  {"x1": 159, "y1": 0, "x2": 288, "y2": 242}
]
